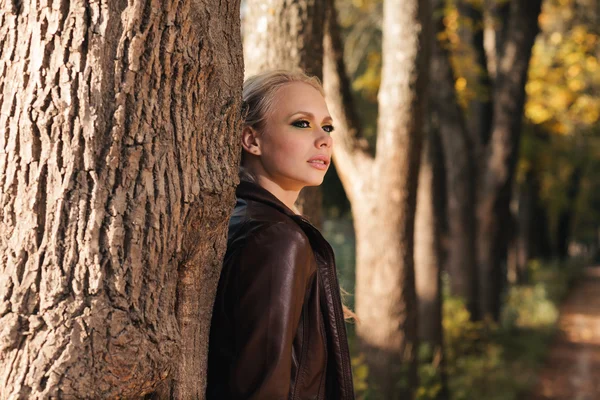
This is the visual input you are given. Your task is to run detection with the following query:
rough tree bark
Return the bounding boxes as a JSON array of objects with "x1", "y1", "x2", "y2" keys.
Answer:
[
  {"x1": 242, "y1": 0, "x2": 326, "y2": 227},
  {"x1": 431, "y1": 0, "x2": 480, "y2": 320},
  {"x1": 324, "y1": 0, "x2": 431, "y2": 397},
  {"x1": 477, "y1": 0, "x2": 543, "y2": 320},
  {"x1": 0, "y1": 0, "x2": 243, "y2": 398}
]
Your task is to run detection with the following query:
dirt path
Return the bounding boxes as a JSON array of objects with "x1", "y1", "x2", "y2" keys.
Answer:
[{"x1": 530, "y1": 266, "x2": 600, "y2": 400}]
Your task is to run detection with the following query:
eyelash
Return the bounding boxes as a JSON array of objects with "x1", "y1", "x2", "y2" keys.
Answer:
[{"x1": 292, "y1": 119, "x2": 335, "y2": 133}]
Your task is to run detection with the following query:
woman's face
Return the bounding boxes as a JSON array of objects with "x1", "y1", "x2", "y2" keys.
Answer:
[{"x1": 252, "y1": 82, "x2": 334, "y2": 191}]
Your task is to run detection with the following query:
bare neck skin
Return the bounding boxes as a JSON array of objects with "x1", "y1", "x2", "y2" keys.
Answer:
[
  {"x1": 255, "y1": 175, "x2": 300, "y2": 213},
  {"x1": 243, "y1": 160, "x2": 301, "y2": 213}
]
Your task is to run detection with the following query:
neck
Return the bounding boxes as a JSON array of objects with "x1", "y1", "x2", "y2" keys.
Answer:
[{"x1": 255, "y1": 175, "x2": 301, "y2": 213}]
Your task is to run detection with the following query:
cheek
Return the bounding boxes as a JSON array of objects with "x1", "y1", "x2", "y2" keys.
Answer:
[{"x1": 264, "y1": 133, "x2": 308, "y2": 163}]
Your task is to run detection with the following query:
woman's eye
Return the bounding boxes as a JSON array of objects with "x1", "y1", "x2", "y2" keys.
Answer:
[
  {"x1": 322, "y1": 125, "x2": 334, "y2": 133},
  {"x1": 292, "y1": 120, "x2": 311, "y2": 128}
]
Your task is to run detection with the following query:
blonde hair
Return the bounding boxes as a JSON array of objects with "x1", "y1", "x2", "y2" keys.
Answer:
[
  {"x1": 240, "y1": 69, "x2": 325, "y2": 180},
  {"x1": 242, "y1": 69, "x2": 324, "y2": 131}
]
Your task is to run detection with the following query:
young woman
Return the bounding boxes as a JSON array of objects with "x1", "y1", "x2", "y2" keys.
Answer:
[{"x1": 206, "y1": 70, "x2": 355, "y2": 400}]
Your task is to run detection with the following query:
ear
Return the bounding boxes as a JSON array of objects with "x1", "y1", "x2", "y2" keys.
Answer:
[{"x1": 241, "y1": 126, "x2": 262, "y2": 156}]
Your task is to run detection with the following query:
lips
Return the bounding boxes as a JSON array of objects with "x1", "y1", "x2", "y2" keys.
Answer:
[{"x1": 308, "y1": 155, "x2": 330, "y2": 170}]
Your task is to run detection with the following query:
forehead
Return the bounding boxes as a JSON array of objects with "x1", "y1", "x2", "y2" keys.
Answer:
[{"x1": 270, "y1": 82, "x2": 329, "y2": 118}]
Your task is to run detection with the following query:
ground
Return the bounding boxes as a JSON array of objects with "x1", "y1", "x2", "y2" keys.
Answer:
[{"x1": 531, "y1": 266, "x2": 600, "y2": 400}]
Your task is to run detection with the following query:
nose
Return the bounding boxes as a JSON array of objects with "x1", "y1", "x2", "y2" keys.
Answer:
[{"x1": 316, "y1": 130, "x2": 333, "y2": 149}]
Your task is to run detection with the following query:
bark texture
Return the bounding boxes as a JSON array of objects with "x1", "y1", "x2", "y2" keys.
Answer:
[
  {"x1": 324, "y1": 0, "x2": 431, "y2": 397},
  {"x1": 477, "y1": 0, "x2": 543, "y2": 320},
  {"x1": 243, "y1": 0, "x2": 326, "y2": 227},
  {"x1": 243, "y1": 0, "x2": 325, "y2": 79},
  {"x1": 0, "y1": 0, "x2": 243, "y2": 398},
  {"x1": 431, "y1": 0, "x2": 479, "y2": 320}
]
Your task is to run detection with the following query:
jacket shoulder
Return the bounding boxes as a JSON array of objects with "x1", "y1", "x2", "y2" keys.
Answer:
[{"x1": 228, "y1": 199, "x2": 310, "y2": 253}]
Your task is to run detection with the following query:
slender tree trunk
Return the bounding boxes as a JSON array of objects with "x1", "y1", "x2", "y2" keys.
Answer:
[
  {"x1": 458, "y1": 0, "x2": 494, "y2": 151},
  {"x1": 492, "y1": 0, "x2": 511, "y2": 59},
  {"x1": 243, "y1": 0, "x2": 326, "y2": 227},
  {"x1": 486, "y1": 0, "x2": 511, "y2": 80},
  {"x1": 324, "y1": 0, "x2": 432, "y2": 397},
  {"x1": 534, "y1": 195, "x2": 553, "y2": 260},
  {"x1": 477, "y1": 0, "x2": 543, "y2": 320},
  {"x1": 557, "y1": 167, "x2": 583, "y2": 260},
  {"x1": 415, "y1": 129, "x2": 449, "y2": 400},
  {"x1": 431, "y1": 0, "x2": 480, "y2": 320},
  {"x1": 509, "y1": 169, "x2": 540, "y2": 284},
  {"x1": 0, "y1": 1, "x2": 243, "y2": 398}
]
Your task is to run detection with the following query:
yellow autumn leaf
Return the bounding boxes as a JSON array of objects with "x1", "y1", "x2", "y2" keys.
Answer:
[
  {"x1": 585, "y1": 56, "x2": 597, "y2": 72},
  {"x1": 571, "y1": 26, "x2": 587, "y2": 44},
  {"x1": 549, "y1": 88, "x2": 575, "y2": 109},
  {"x1": 526, "y1": 80, "x2": 544, "y2": 96},
  {"x1": 526, "y1": 103, "x2": 553, "y2": 124},
  {"x1": 567, "y1": 64, "x2": 582, "y2": 78},
  {"x1": 567, "y1": 79, "x2": 586, "y2": 92}
]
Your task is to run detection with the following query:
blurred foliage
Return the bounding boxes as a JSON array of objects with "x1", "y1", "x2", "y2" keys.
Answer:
[
  {"x1": 321, "y1": 2, "x2": 600, "y2": 398},
  {"x1": 325, "y1": 214, "x2": 586, "y2": 399},
  {"x1": 324, "y1": 218, "x2": 357, "y2": 307},
  {"x1": 349, "y1": 258, "x2": 582, "y2": 399},
  {"x1": 526, "y1": 0, "x2": 600, "y2": 132},
  {"x1": 328, "y1": 0, "x2": 600, "y2": 250},
  {"x1": 517, "y1": 126, "x2": 600, "y2": 248},
  {"x1": 517, "y1": 0, "x2": 600, "y2": 250}
]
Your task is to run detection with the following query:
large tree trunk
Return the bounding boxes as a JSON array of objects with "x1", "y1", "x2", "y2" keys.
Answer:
[
  {"x1": 324, "y1": 0, "x2": 431, "y2": 397},
  {"x1": 431, "y1": 0, "x2": 480, "y2": 321},
  {"x1": 477, "y1": 0, "x2": 543, "y2": 320},
  {"x1": 0, "y1": 1, "x2": 243, "y2": 398},
  {"x1": 414, "y1": 130, "x2": 448, "y2": 400},
  {"x1": 243, "y1": 0, "x2": 326, "y2": 227}
]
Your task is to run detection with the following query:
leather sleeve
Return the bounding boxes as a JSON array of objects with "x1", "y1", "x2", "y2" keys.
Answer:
[{"x1": 230, "y1": 222, "x2": 313, "y2": 399}]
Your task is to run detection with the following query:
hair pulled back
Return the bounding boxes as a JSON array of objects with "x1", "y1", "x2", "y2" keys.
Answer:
[
  {"x1": 242, "y1": 69, "x2": 324, "y2": 131},
  {"x1": 239, "y1": 70, "x2": 324, "y2": 182}
]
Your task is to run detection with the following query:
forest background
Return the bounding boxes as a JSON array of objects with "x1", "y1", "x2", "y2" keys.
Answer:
[{"x1": 0, "y1": 0, "x2": 599, "y2": 399}]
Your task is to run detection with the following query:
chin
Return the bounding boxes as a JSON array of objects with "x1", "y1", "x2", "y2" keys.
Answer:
[{"x1": 303, "y1": 176, "x2": 326, "y2": 187}]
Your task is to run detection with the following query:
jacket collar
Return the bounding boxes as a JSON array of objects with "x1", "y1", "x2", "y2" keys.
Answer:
[{"x1": 236, "y1": 180, "x2": 303, "y2": 221}]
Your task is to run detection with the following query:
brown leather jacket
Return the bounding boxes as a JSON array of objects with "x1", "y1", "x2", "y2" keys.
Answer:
[{"x1": 207, "y1": 181, "x2": 355, "y2": 399}]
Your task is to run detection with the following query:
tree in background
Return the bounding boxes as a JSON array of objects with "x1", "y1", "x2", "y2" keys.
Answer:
[
  {"x1": 324, "y1": 0, "x2": 432, "y2": 396},
  {"x1": 0, "y1": 1, "x2": 243, "y2": 398},
  {"x1": 414, "y1": 129, "x2": 449, "y2": 399},
  {"x1": 242, "y1": 0, "x2": 327, "y2": 227},
  {"x1": 518, "y1": 0, "x2": 600, "y2": 263},
  {"x1": 473, "y1": 0, "x2": 543, "y2": 320},
  {"x1": 439, "y1": 0, "x2": 543, "y2": 319},
  {"x1": 430, "y1": 0, "x2": 480, "y2": 321}
]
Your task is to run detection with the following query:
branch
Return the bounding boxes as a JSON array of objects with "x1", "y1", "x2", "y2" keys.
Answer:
[{"x1": 323, "y1": 0, "x2": 374, "y2": 201}]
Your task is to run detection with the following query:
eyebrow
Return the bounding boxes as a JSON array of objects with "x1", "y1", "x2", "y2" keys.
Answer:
[{"x1": 288, "y1": 111, "x2": 333, "y2": 123}]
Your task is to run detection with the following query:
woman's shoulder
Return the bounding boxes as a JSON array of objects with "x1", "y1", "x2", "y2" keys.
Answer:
[
  {"x1": 235, "y1": 218, "x2": 309, "y2": 250},
  {"x1": 227, "y1": 204, "x2": 309, "y2": 252}
]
